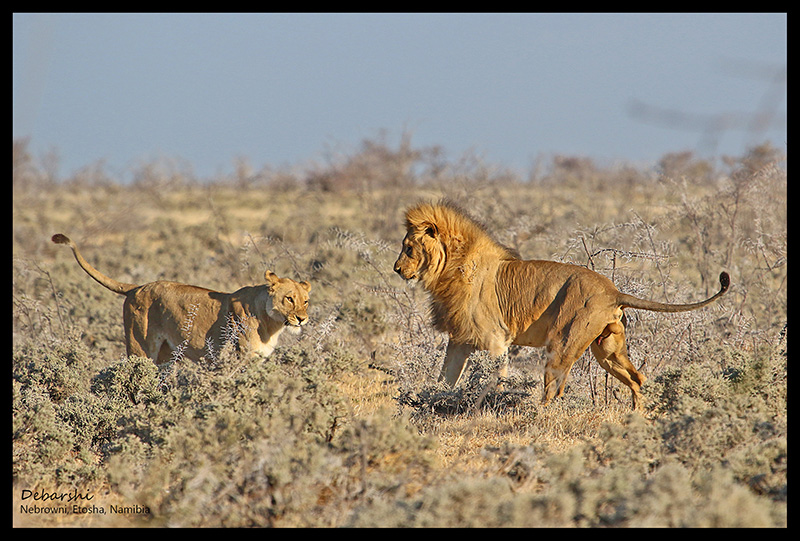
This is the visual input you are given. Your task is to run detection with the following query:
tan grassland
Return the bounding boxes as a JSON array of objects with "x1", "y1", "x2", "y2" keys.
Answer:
[{"x1": 13, "y1": 138, "x2": 786, "y2": 527}]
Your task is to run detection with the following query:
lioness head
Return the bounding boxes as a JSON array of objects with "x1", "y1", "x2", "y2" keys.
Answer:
[{"x1": 265, "y1": 270, "x2": 311, "y2": 333}]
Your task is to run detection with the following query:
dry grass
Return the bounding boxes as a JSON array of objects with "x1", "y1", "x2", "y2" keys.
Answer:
[{"x1": 13, "y1": 137, "x2": 786, "y2": 527}]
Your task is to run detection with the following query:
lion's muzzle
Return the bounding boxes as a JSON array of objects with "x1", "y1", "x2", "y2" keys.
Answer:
[{"x1": 393, "y1": 260, "x2": 416, "y2": 281}]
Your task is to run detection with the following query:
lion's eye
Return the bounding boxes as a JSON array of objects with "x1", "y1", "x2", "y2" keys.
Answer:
[
  {"x1": 405, "y1": 246, "x2": 414, "y2": 257},
  {"x1": 286, "y1": 296, "x2": 294, "y2": 304}
]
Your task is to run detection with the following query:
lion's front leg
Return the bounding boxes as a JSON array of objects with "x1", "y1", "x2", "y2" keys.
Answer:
[
  {"x1": 438, "y1": 341, "x2": 476, "y2": 387},
  {"x1": 488, "y1": 337, "x2": 511, "y2": 389}
]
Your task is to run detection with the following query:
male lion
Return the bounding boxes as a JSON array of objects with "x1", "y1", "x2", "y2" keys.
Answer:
[
  {"x1": 52, "y1": 233, "x2": 311, "y2": 364},
  {"x1": 393, "y1": 202, "x2": 729, "y2": 409}
]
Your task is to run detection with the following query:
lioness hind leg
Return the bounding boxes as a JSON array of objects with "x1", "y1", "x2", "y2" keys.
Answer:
[
  {"x1": 590, "y1": 326, "x2": 646, "y2": 410},
  {"x1": 156, "y1": 341, "x2": 173, "y2": 364}
]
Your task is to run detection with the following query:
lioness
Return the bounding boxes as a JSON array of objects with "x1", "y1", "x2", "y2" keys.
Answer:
[
  {"x1": 393, "y1": 202, "x2": 729, "y2": 409},
  {"x1": 52, "y1": 233, "x2": 311, "y2": 364}
]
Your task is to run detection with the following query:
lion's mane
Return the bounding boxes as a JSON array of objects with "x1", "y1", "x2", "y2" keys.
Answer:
[{"x1": 404, "y1": 201, "x2": 520, "y2": 349}]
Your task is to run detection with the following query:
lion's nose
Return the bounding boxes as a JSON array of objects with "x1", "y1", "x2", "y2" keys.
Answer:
[{"x1": 393, "y1": 261, "x2": 401, "y2": 274}]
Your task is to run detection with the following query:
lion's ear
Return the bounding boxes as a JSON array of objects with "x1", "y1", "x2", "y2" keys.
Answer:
[
  {"x1": 423, "y1": 222, "x2": 438, "y2": 238},
  {"x1": 300, "y1": 281, "x2": 311, "y2": 292},
  {"x1": 265, "y1": 270, "x2": 280, "y2": 287}
]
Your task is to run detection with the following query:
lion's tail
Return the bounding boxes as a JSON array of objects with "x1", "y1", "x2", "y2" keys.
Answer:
[
  {"x1": 51, "y1": 233, "x2": 138, "y2": 295},
  {"x1": 617, "y1": 272, "x2": 730, "y2": 313}
]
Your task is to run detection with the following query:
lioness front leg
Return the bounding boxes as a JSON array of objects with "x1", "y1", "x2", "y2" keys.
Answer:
[{"x1": 439, "y1": 341, "x2": 476, "y2": 387}]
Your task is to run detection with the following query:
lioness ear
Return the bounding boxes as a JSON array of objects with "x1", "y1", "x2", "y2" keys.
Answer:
[
  {"x1": 265, "y1": 270, "x2": 280, "y2": 287},
  {"x1": 300, "y1": 281, "x2": 311, "y2": 292}
]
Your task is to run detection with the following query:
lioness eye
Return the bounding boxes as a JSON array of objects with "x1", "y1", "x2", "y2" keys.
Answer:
[
  {"x1": 405, "y1": 246, "x2": 413, "y2": 256},
  {"x1": 286, "y1": 296, "x2": 294, "y2": 304}
]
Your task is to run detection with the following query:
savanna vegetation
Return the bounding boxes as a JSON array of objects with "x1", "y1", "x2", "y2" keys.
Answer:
[{"x1": 13, "y1": 135, "x2": 786, "y2": 526}]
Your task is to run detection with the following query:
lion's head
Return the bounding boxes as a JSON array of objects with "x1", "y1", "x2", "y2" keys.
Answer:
[
  {"x1": 393, "y1": 224, "x2": 445, "y2": 284},
  {"x1": 394, "y1": 201, "x2": 517, "y2": 289},
  {"x1": 265, "y1": 270, "x2": 311, "y2": 333}
]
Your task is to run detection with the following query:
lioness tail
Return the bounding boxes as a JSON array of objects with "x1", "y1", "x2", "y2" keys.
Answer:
[{"x1": 51, "y1": 233, "x2": 138, "y2": 295}]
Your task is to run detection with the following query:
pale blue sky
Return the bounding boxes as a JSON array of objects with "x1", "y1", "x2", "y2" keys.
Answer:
[{"x1": 13, "y1": 13, "x2": 786, "y2": 180}]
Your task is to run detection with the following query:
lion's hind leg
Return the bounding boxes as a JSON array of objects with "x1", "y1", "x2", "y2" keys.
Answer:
[
  {"x1": 590, "y1": 321, "x2": 646, "y2": 410},
  {"x1": 541, "y1": 307, "x2": 609, "y2": 406},
  {"x1": 541, "y1": 344, "x2": 583, "y2": 406}
]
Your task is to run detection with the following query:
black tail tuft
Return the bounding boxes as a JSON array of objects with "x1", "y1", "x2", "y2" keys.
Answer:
[
  {"x1": 719, "y1": 271, "x2": 730, "y2": 292},
  {"x1": 52, "y1": 233, "x2": 70, "y2": 245}
]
